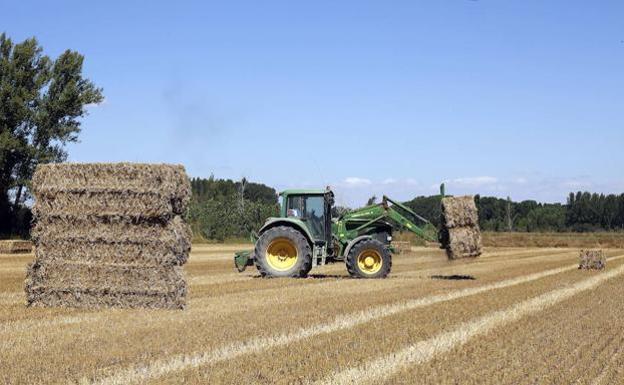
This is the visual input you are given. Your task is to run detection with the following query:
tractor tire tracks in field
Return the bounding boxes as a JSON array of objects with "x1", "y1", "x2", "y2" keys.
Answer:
[
  {"x1": 314, "y1": 262, "x2": 624, "y2": 385},
  {"x1": 82, "y1": 254, "x2": 624, "y2": 385}
]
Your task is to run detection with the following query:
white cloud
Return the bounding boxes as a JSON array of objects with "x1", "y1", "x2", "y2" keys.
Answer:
[
  {"x1": 343, "y1": 177, "x2": 372, "y2": 187},
  {"x1": 382, "y1": 178, "x2": 397, "y2": 185},
  {"x1": 451, "y1": 176, "x2": 498, "y2": 187},
  {"x1": 563, "y1": 180, "x2": 590, "y2": 188},
  {"x1": 512, "y1": 177, "x2": 528, "y2": 184},
  {"x1": 404, "y1": 178, "x2": 419, "y2": 186}
]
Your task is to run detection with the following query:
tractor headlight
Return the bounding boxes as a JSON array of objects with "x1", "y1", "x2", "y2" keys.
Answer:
[{"x1": 387, "y1": 235, "x2": 392, "y2": 242}]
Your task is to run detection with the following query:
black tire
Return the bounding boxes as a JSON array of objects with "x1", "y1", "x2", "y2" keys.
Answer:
[
  {"x1": 254, "y1": 226, "x2": 312, "y2": 278},
  {"x1": 346, "y1": 239, "x2": 392, "y2": 279}
]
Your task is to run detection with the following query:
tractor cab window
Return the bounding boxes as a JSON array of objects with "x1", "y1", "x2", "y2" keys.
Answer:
[{"x1": 287, "y1": 195, "x2": 326, "y2": 240}]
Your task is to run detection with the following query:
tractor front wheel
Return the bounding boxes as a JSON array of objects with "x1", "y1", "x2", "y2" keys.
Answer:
[
  {"x1": 254, "y1": 226, "x2": 312, "y2": 278},
  {"x1": 346, "y1": 239, "x2": 392, "y2": 279}
]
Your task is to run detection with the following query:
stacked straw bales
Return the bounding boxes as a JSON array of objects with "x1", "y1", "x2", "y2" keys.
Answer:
[
  {"x1": 25, "y1": 163, "x2": 191, "y2": 309},
  {"x1": 578, "y1": 249, "x2": 606, "y2": 270},
  {"x1": 0, "y1": 240, "x2": 33, "y2": 254},
  {"x1": 440, "y1": 196, "x2": 482, "y2": 259}
]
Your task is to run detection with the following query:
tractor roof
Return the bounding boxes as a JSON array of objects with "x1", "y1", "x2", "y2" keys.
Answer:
[{"x1": 279, "y1": 189, "x2": 327, "y2": 196}]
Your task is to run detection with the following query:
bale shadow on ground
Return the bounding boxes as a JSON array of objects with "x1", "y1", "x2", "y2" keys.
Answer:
[
  {"x1": 429, "y1": 274, "x2": 476, "y2": 281},
  {"x1": 307, "y1": 274, "x2": 348, "y2": 279},
  {"x1": 249, "y1": 274, "x2": 347, "y2": 279}
]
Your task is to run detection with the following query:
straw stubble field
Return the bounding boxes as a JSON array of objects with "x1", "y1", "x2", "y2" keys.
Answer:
[{"x1": 1, "y1": 244, "x2": 623, "y2": 384}]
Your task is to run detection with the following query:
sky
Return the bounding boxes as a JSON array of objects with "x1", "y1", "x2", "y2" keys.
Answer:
[{"x1": 2, "y1": 1, "x2": 623, "y2": 207}]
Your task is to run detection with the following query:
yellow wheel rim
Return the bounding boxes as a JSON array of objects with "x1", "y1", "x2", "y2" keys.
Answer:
[
  {"x1": 357, "y1": 249, "x2": 382, "y2": 275},
  {"x1": 266, "y1": 238, "x2": 298, "y2": 271}
]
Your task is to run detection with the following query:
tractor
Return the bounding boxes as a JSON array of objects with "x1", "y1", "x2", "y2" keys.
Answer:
[{"x1": 234, "y1": 187, "x2": 440, "y2": 278}]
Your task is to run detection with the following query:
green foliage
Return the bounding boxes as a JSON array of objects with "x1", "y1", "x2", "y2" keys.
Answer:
[
  {"x1": 187, "y1": 177, "x2": 279, "y2": 242},
  {"x1": 403, "y1": 191, "x2": 623, "y2": 233},
  {"x1": 0, "y1": 33, "x2": 103, "y2": 237},
  {"x1": 566, "y1": 192, "x2": 624, "y2": 231},
  {"x1": 403, "y1": 194, "x2": 443, "y2": 227},
  {"x1": 366, "y1": 195, "x2": 377, "y2": 206},
  {"x1": 190, "y1": 175, "x2": 277, "y2": 205},
  {"x1": 331, "y1": 205, "x2": 352, "y2": 218}
]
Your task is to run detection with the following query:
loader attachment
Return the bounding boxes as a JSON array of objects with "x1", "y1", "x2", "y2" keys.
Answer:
[{"x1": 234, "y1": 250, "x2": 254, "y2": 272}]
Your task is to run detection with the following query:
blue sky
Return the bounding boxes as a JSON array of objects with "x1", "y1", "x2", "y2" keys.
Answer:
[{"x1": 3, "y1": 1, "x2": 623, "y2": 206}]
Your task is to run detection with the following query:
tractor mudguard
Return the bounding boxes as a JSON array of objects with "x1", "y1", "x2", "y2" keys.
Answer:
[
  {"x1": 258, "y1": 217, "x2": 315, "y2": 244},
  {"x1": 342, "y1": 235, "x2": 373, "y2": 258},
  {"x1": 234, "y1": 250, "x2": 254, "y2": 272}
]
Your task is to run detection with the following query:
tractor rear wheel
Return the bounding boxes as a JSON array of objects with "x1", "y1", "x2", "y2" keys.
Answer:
[
  {"x1": 254, "y1": 226, "x2": 312, "y2": 278},
  {"x1": 346, "y1": 239, "x2": 392, "y2": 278}
]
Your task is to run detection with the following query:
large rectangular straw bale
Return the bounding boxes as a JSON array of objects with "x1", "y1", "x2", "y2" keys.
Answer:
[
  {"x1": 26, "y1": 262, "x2": 187, "y2": 309},
  {"x1": 32, "y1": 163, "x2": 190, "y2": 199},
  {"x1": 440, "y1": 195, "x2": 482, "y2": 259},
  {"x1": 26, "y1": 290, "x2": 186, "y2": 309},
  {"x1": 578, "y1": 249, "x2": 606, "y2": 270},
  {"x1": 32, "y1": 163, "x2": 191, "y2": 218},
  {"x1": 26, "y1": 262, "x2": 186, "y2": 293},
  {"x1": 32, "y1": 216, "x2": 190, "y2": 244},
  {"x1": 441, "y1": 196, "x2": 479, "y2": 228},
  {"x1": 33, "y1": 241, "x2": 188, "y2": 266},
  {"x1": 33, "y1": 192, "x2": 175, "y2": 219},
  {"x1": 445, "y1": 227, "x2": 482, "y2": 259},
  {"x1": 0, "y1": 240, "x2": 33, "y2": 254},
  {"x1": 26, "y1": 162, "x2": 191, "y2": 309}
]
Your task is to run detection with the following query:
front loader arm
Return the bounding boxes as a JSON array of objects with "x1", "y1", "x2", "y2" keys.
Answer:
[
  {"x1": 379, "y1": 197, "x2": 436, "y2": 242},
  {"x1": 339, "y1": 196, "x2": 437, "y2": 243},
  {"x1": 384, "y1": 204, "x2": 437, "y2": 242}
]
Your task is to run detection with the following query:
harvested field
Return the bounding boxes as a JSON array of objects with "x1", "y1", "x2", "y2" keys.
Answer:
[{"x1": 1, "y1": 244, "x2": 623, "y2": 384}]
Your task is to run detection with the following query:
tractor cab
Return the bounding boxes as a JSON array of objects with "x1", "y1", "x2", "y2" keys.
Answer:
[{"x1": 279, "y1": 188, "x2": 334, "y2": 245}]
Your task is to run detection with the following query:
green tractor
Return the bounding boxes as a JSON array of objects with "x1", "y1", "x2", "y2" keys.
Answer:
[{"x1": 234, "y1": 187, "x2": 438, "y2": 279}]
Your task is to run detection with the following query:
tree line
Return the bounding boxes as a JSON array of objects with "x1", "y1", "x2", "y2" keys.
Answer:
[
  {"x1": 186, "y1": 176, "x2": 279, "y2": 241},
  {"x1": 404, "y1": 192, "x2": 624, "y2": 233}
]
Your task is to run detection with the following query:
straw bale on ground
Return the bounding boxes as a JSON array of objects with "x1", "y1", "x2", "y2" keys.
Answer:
[
  {"x1": 0, "y1": 240, "x2": 33, "y2": 254},
  {"x1": 33, "y1": 241, "x2": 188, "y2": 266},
  {"x1": 25, "y1": 163, "x2": 191, "y2": 309},
  {"x1": 578, "y1": 249, "x2": 606, "y2": 270},
  {"x1": 26, "y1": 289, "x2": 186, "y2": 309}
]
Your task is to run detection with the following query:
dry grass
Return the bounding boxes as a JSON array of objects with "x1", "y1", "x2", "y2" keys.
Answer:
[
  {"x1": 1, "y1": 244, "x2": 623, "y2": 384},
  {"x1": 483, "y1": 231, "x2": 624, "y2": 248}
]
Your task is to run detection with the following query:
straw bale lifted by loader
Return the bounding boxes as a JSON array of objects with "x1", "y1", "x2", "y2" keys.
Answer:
[{"x1": 235, "y1": 184, "x2": 482, "y2": 278}]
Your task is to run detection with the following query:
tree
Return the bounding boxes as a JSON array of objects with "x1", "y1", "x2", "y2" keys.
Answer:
[
  {"x1": 0, "y1": 33, "x2": 103, "y2": 235},
  {"x1": 505, "y1": 196, "x2": 514, "y2": 231},
  {"x1": 187, "y1": 176, "x2": 279, "y2": 241}
]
